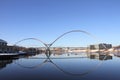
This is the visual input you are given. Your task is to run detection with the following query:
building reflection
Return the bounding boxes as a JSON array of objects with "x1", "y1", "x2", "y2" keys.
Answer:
[
  {"x1": 0, "y1": 53, "x2": 40, "y2": 70},
  {"x1": 88, "y1": 53, "x2": 112, "y2": 60},
  {"x1": 0, "y1": 59, "x2": 13, "y2": 70},
  {"x1": 114, "y1": 52, "x2": 120, "y2": 57}
]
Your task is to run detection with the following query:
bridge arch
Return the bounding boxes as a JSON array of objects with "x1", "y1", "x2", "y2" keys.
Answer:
[
  {"x1": 14, "y1": 38, "x2": 47, "y2": 47},
  {"x1": 51, "y1": 30, "x2": 96, "y2": 47}
]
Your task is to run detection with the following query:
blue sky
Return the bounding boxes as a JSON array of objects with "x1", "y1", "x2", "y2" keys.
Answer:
[{"x1": 0, "y1": 0, "x2": 120, "y2": 47}]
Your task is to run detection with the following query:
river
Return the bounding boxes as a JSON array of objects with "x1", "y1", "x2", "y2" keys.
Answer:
[{"x1": 0, "y1": 52, "x2": 120, "y2": 80}]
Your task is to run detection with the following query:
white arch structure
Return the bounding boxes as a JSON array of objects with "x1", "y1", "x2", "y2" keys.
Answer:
[{"x1": 14, "y1": 30, "x2": 94, "y2": 48}]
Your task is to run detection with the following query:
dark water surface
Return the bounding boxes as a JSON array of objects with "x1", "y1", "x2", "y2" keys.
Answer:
[{"x1": 0, "y1": 53, "x2": 120, "y2": 80}]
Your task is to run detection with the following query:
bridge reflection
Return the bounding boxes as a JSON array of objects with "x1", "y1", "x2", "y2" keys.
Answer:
[
  {"x1": 9, "y1": 51, "x2": 112, "y2": 76},
  {"x1": 0, "y1": 51, "x2": 114, "y2": 71}
]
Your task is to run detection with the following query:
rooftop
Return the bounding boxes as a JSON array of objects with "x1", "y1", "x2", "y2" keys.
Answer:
[{"x1": 0, "y1": 39, "x2": 7, "y2": 43}]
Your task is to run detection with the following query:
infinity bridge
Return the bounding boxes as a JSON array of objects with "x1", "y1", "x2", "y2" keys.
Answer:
[
  {"x1": 14, "y1": 30, "x2": 97, "y2": 57},
  {"x1": 12, "y1": 30, "x2": 110, "y2": 76}
]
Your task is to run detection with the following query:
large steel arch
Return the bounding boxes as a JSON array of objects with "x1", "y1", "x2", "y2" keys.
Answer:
[
  {"x1": 14, "y1": 38, "x2": 47, "y2": 47},
  {"x1": 51, "y1": 30, "x2": 96, "y2": 46}
]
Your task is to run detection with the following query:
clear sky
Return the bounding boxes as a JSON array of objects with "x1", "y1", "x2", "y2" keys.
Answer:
[{"x1": 0, "y1": 0, "x2": 120, "y2": 47}]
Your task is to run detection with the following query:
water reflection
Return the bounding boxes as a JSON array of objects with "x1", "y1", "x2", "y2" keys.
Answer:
[
  {"x1": 10, "y1": 51, "x2": 112, "y2": 77},
  {"x1": 1, "y1": 51, "x2": 120, "y2": 80},
  {"x1": 0, "y1": 52, "x2": 113, "y2": 69}
]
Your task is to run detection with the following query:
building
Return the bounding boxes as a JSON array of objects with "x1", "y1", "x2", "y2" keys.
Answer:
[
  {"x1": 0, "y1": 39, "x2": 8, "y2": 53},
  {"x1": 0, "y1": 39, "x2": 18, "y2": 53},
  {"x1": 89, "y1": 43, "x2": 112, "y2": 50},
  {"x1": 0, "y1": 39, "x2": 41, "y2": 53},
  {"x1": 0, "y1": 39, "x2": 7, "y2": 46}
]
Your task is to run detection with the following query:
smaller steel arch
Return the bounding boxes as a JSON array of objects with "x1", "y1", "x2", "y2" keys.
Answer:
[{"x1": 14, "y1": 38, "x2": 47, "y2": 47}]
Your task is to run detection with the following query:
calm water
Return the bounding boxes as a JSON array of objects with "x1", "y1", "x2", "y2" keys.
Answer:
[{"x1": 0, "y1": 53, "x2": 120, "y2": 80}]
